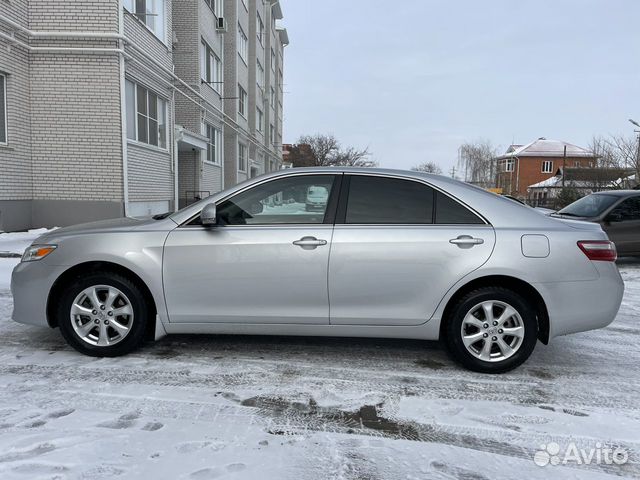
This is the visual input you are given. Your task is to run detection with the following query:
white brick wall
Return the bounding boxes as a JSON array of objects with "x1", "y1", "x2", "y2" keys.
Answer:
[
  {"x1": 0, "y1": 0, "x2": 33, "y2": 201},
  {"x1": 127, "y1": 143, "x2": 173, "y2": 202},
  {"x1": 30, "y1": 53, "x2": 123, "y2": 201}
]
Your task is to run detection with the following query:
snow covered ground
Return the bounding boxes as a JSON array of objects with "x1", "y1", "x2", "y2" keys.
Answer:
[{"x1": 0, "y1": 230, "x2": 638, "y2": 479}]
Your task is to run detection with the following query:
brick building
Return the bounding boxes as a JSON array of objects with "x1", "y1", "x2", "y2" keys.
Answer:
[
  {"x1": 495, "y1": 138, "x2": 596, "y2": 198},
  {"x1": 0, "y1": 0, "x2": 288, "y2": 231}
]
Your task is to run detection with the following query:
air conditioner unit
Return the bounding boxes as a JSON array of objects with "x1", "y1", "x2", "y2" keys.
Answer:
[{"x1": 216, "y1": 17, "x2": 227, "y2": 31}]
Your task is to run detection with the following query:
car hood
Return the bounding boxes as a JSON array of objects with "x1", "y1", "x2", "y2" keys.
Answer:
[{"x1": 33, "y1": 216, "x2": 177, "y2": 243}]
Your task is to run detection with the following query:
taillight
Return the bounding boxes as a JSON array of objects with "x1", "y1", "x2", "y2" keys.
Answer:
[{"x1": 577, "y1": 241, "x2": 617, "y2": 262}]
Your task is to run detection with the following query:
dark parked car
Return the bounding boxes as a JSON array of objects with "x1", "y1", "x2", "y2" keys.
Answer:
[{"x1": 553, "y1": 190, "x2": 640, "y2": 256}]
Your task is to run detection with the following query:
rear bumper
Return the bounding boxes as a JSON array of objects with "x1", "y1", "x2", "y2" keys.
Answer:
[
  {"x1": 11, "y1": 260, "x2": 63, "y2": 327},
  {"x1": 536, "y1": 261, "x2": 624, "y2": 339}
]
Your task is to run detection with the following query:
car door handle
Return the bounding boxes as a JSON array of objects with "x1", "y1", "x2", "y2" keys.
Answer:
[
  {"x1": 449, "y1": 235, "x2": 484, "y2": 247},
  {"x1": 293, "y1": 236, "x2": 327, "y2": 249}
]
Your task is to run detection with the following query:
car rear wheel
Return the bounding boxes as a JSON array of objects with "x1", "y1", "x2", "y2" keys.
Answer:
[
  {"x1": 444, "y1": 287, "x2": 538, "y2": 373},
  {"x1": 56, "y1": 272, "x2": 149, "y2": 357}
]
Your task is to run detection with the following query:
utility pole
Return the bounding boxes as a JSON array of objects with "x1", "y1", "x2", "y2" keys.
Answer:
[
  {"x1": 562, "y1": 145, "x2": 567, "y2": 188},
  {"x1": 450, "y1": 166, "x2": 456, "y2": 179},
  {"x1": 630, "y1": 119, "x2": 640, "y2": 183}
]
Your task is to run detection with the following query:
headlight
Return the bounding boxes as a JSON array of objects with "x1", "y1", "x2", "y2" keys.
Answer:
[{"x1": 22, "y1": 245, "x2": 57, "y2": 262}]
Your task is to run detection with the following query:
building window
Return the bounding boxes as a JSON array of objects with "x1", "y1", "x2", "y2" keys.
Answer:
[
  {"x1": 257, "y1": 12, "x2": 264, "y2": 45},
  {"x1": 205, "y1": 124, "x2": 222, "y2": 164},
  {"x1": 542, "y1": 160, "x2": 553, "y2": 173},
  {"x1": 238, "y1": 24, "x2": 248, "y2": 63},
  {"x1": 278, "y1": 68, "x2": 283, "y2": 92},
  {"x1": 240, "y1": 0, "x2": 247, "y2": 11},
  {"x1": 270, "y1": 87, "x2": 276, "y2": 108},
  {"x1": 204, "y1": 0, "x2": 223, "y2": 17},
  {"x1": 271, "y1": 48, "x2": 276, "y2": 73},
  {"x1": 238, "y1": 142, "x2": 247, "y2": 172},
  {"x1": 0, "y1": 74, "x2": 6, "y2": 144},
  {"x1": 505, "y1": 158, "x2": 514, "y2": 172},
  {"x1": 200, "y1": 40, "x2": 222, "y2": 94},
  {"x1": 257, "y1": 59, "x2": 264, "y2": 89},
  {"x1": 125, "y1": 79, "x2": 167, "y2": 149},
  {"x1": 238, "y1": 84, "x2": 247, "y2": 117},
  {"x1": 123, "y1": 0, "x2": 165, "y2": 42},
  {"x1": 256, "y1": 107, "x2": 264, "y2": 133},
  {"x1": 269, "y1": 124, "x2": 275, "y2": 145}
]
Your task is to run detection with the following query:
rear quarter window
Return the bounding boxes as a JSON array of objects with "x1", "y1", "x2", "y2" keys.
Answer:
[{"x1": 435, "y1": 191, "x2": 484, "y2": 224}]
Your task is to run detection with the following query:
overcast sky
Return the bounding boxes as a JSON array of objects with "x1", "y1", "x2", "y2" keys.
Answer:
[{"x1": 280, "y1": 0, "x2": 640, "y2": 175}]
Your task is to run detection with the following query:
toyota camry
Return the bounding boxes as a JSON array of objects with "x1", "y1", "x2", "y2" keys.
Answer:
[{"x1": 11, "y1": 168, "x2": 624, "y2": 373}]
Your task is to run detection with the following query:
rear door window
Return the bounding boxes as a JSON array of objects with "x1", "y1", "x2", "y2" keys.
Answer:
[{"x1": 345, "y1": 176, "x2": 434, "y2": 224}]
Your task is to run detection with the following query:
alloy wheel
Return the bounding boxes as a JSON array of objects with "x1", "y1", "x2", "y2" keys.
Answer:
[
  {"x1": 460, "y1": 300, "x2": 525, "y2": 362},
  {"x1": 70, "y1": 285, "x2": 134, "y2": 347}
]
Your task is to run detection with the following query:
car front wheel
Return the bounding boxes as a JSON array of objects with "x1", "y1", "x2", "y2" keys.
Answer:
[
  {"x1": 444, "y1": 287, "x2": 538, "y2": 373},
  {"x1": 56, "y1": 272, "x2": 149, "y2": 357}
]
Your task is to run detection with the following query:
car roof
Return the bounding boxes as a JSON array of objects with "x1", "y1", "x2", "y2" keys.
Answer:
[{"x1": 591, "y1": 190, "x2": 640, "y2": 197}]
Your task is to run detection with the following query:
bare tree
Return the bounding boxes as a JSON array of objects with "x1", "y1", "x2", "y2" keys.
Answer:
[
  {"x1": 289, "y1": 134, "x2": 376, "y2": 168},
  {"x1": 589, "y1": 134, "x2": 638, "y2": 187},
  {"x1": 457, "y1": 140, "x2": 499, "y2": 188},
  {"x1": 411, "y1": 161, "x2": 442, "y2": 175}
]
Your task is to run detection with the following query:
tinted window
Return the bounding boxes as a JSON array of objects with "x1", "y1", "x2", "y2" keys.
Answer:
[
  {"x1": 435, "y1": 192, "x2": 484, "y2": 224},
  {"x1": 558, "y1": 194, "x2": 618, "y2": 218},
  {"x1": 610, "y1": 196, "x2": 640, "y2": 221},
  {"x1": 216, "y1": 175, "x2": 336, "y2": 225},
  {"x1": 345, "y1": 176, "x2": 434, "y2": 224}
]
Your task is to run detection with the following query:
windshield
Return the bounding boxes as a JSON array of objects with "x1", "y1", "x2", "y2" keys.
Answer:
[{"x1": 557, "y1": 194, "x2": 619, "y2": 218}]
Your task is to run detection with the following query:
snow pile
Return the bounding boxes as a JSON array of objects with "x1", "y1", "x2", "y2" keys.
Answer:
[
  {"x1": 0, "y1": 228, "x2": 52, "y2": 257},
  {"x1": 0, "y1": 229, "x2": 54, "y2": 290}
]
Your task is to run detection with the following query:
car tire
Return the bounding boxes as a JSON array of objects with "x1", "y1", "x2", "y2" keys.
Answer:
[
  {"x1": 443, "y1": 287, "x2": 538, "y2": 373},
  {"x1": 56, "y1": 272, "x2": 150, "y2": 357}
]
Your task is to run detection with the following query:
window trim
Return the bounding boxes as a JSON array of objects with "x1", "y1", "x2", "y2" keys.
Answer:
[
  {"x1": 0, "y1": 73, "x2": 7, "y2": 145},
  {"x1": 257, "y1": 11, "x2": 264, "y2": 46},
  {"x1": 237, "y1": 23, "x2": 248, "y2": 64},
  {"x1": 256, "y1": 107, "x2": 264, "y2": 133},
  {"x1": 335, "y1": 173, "x2": 488, "y2": 226},
  {"x1": 201, "y1": 40, "x2": 223, "y2": 95},
  {"x1": 238, "y1": 141, "x2": 248, "y2": 172},
  {"x1": 541, "y1": 160, "x2": 553, "y2": 174},
  {"x1": 125, "y1": 78, "x2": 169, "y2": 151},
  {"x1": 505, "y1": 158, "x2": 514, "y2": 172},
  {"x1": 177, "y1": 172, "x2": 489, "y2": 228},
  {"x1": 256, "y1": 58, "x2": 264, "y2": 90},
  {"x1": 203, "y1": 0, "x2": 223, "y2": 18},
  {"x1": 237, "y1": 84, "x2": 247, "y2": 117},
  {"x1": 203, "y1": 123, "x2": 222, "y2": 165},
  {"x1": 180, "y1": 173, "x2": 343, "y2": 228},
  {"x1": 123, "y1": 0, "x2": 166, "y2": 44}
]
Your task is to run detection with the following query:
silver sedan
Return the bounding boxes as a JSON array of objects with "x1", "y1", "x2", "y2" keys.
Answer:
[{"x1": 11, "y1": 168, "x2": 624, "y2": 373}]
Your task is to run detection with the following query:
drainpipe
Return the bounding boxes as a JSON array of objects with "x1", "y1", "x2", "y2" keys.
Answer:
[
  {"x1": 515, "y1": 156, "x2": 520, "y2": 197},
  {"x1": 118, "y1": 0, "x2": 129, "y2": 217},
  {"x1": 174, "y1": 125, "x2": 183, "y2": 212}
]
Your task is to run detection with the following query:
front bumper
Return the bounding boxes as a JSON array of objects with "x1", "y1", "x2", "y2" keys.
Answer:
[
  {"x1": 537, "y1": 260, "x2": 625, "y2": 339},
  {"x1": 11, "y1": 260, "x2": 65, "y2": 327}
]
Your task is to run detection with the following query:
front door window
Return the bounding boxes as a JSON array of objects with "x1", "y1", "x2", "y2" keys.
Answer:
[{"x1": 217, "y1": 175, "x2": 336, "y2": 225}]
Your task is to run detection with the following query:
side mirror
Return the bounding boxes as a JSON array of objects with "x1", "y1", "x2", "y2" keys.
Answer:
[
  {"x1": 248, "y1": 201, "x2": 264, "y2": 215},
  {"x1": 200, "y1": 203, "x2": 217, "y2": 226}
]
